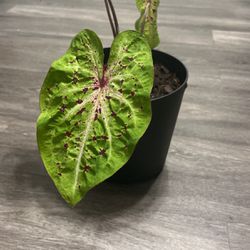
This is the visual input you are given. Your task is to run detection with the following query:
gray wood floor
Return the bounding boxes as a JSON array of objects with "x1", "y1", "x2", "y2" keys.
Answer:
[{"x1": 0, "y1": 0, "x2": 250, "y2": 249}]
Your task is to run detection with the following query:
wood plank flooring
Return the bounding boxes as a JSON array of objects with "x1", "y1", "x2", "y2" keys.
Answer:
[{"x1": 0, "y1": 0, "x2": 249, "y2": 249}]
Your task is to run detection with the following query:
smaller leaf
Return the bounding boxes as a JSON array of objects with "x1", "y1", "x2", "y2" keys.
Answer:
[{"x1": 135, "y1": 0, "x2": 160, "y2": 49}]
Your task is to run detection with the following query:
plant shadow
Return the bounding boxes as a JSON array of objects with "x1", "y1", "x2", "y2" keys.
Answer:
[{"x1": 10, "y1": 148, "x2": 163, "y2": 222}]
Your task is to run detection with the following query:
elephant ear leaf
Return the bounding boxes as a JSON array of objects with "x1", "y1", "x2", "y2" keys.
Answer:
[
  {"x1": 37, "y1": 29, "x2": 153, "y2": 206},
  {"x1": 135, "y1": 0, "x2": 160, "y2": 49}
]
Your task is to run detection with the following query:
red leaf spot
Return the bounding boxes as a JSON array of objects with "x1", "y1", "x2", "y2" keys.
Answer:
[
  {"x1": 92, "y1": 136, "x2": 97, "y2": 141},
  {"x1": 76, "y1": 99, "x2": 83, "y2": 104},
  {"x1": 77, "y1": 108, "x2": 86, "y2": 115},
  {"x1": 106, "y1": 96, "x2": 112, "y2": 100},
  {"x1": 102, "y1": 135, "x2": 108, "y2": 140},
  {"x1": 111, "y1": 111, "x2": 117, "y2": 117},
  {"x1": 118, "y1": 89, "x2": 123, "y2": 94},
  {"x1": 64, "y1": 143, "x2": 68, "y2": 149},
  {"x1": 72, "y1": 77, "x2": 78, "y2": 84},
  {"x1": 65, "y1": 131, "x2": 72, "y2": 137},
  {"x1": 82, "y1": 88, "x2": 88, "y2": 94},
  {"x1": 99, "y1": 149, "x2": 106, "y2": 156},
  {"x1": 130, "y1": 91, "x2": 135, "y2": 97},
  {"x1": 83, "y1": 165, "x2": 91, "y2": 173},
  {"x1": 59, "y1": 104, "x2": 67, "y2": 112}
]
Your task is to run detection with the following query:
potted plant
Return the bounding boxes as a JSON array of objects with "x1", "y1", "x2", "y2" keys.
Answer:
[{"x1": 36, "y1": 0, "x2": 188, "y2": 206}]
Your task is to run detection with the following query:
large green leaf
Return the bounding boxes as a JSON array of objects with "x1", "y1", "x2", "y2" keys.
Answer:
[
  {"x1": 37, "y1": 29, "x2": 153, "y2": 206},
  {"x1": 135, "y1": 0, "x2": 160, "y2": 49}
]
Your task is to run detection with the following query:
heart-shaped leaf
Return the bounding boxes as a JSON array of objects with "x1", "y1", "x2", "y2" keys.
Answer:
[
  {"x1": 135, "y1": 0, "x2": 160, "y2": 49},
  {"x1": 37, "y1": 29, "x2": 153, "y2": 206}
]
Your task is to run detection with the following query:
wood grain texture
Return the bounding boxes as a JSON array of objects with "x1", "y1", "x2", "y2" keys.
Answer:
[{"x1": 0, "y1": 0, "x2": 250, "y2": 249}]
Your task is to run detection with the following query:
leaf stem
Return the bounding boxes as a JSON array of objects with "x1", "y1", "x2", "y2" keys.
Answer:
[
  {"x1": 141, "y1": 1, "x2": 150, "y2": 34},
  {"x1": 104, "y1": 0, "x2": 119, "y2": 38}
]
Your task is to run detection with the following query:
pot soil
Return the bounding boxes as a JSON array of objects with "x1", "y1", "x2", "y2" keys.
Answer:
[
  {"x1": 104, "y1": 49, "x2": 188, "y2": 183},
  {"x1": 151, "y1": 63, "x2": 181, "y2": 98}
]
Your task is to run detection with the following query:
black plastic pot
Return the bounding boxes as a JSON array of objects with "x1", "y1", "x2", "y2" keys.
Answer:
[{"x1": 104, "y1": 48, "x2": 188, "y2": 183}]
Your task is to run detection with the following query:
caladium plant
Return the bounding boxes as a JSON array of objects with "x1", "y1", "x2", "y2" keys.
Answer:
[
  {"x1": 135, "y1": 0, "x2": 160, "y2": 49},
  {"x1": 37, "y1": 29, "x2": 153, "y2": 206}
]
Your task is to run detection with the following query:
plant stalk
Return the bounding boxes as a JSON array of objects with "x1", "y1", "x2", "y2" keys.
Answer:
[{"x1": 104, "y1": 0, "x2": 119, "y2": 38}]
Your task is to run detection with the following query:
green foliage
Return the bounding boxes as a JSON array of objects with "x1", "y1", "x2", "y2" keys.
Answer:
[
  {"x1": 135, "y1": 0, "x2": 160, "y2": 49},
  {"x1": 37, "y1": 29, "x2": 153, "y2": 206}
]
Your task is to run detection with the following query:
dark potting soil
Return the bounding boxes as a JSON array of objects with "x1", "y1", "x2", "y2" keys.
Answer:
[{"x1": 151, "y1": 63, "x2": 181, "y2": 99}]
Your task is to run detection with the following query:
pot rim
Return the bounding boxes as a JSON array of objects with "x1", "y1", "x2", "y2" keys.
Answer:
[{"x1": 151, "y1": 49, "x2": 189, "y2": 102}]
